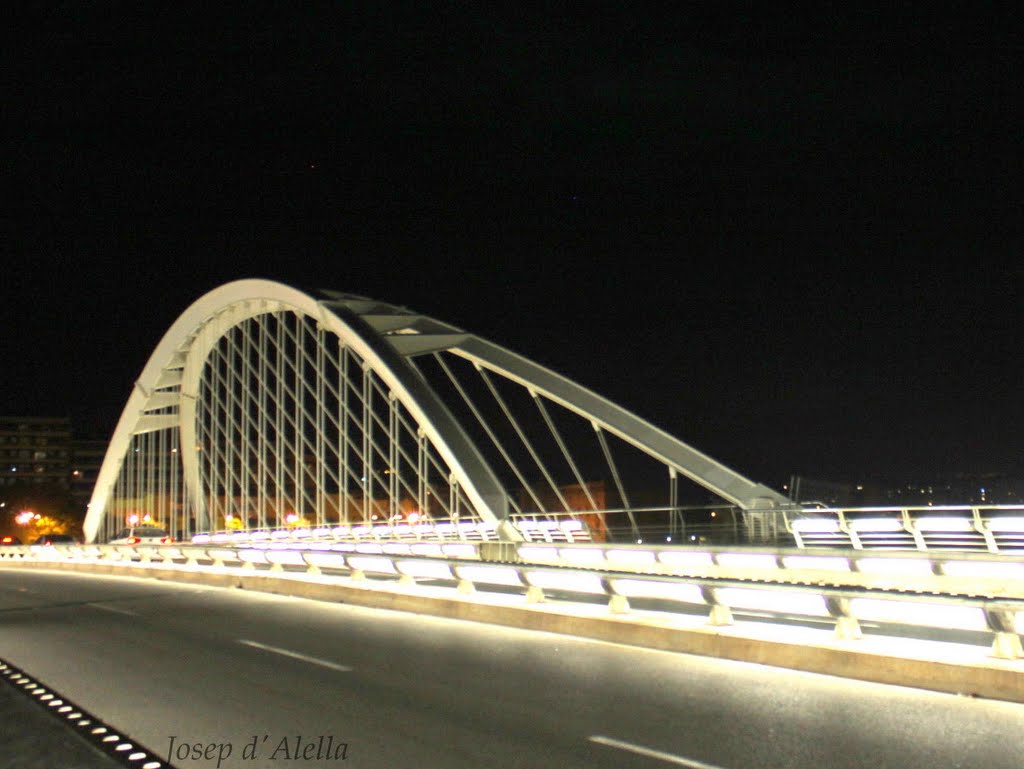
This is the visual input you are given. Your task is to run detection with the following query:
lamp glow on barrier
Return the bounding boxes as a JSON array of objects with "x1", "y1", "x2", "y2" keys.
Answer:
[
  {"x1": 558, "y1": 548, "x2": 606, "y2": 566},
  {"x1": 849, "y1": 598, "x2": 988, "y2": 632},
  {"x1": 605, "y1": 549, "x2": 658, "y2": 566},
  {"x1": 440, "y1": 543, "x2": 477, "y2": 559},
  {"x1": 609, "y1": 578, "x2": 705, "y2": 604},
  {"x1": 346, "y1": 556, "x2": 398, "y2": 575},
  {"x1": 940, "y1": 561, "x2": 1024, "y2": 579},
  {"x1": 394, "y1": 560, "x2": 455, "y2": 581},
  {"x1": 781, "y1": 556, "x2": 851, "y2": 572},
  {"x1": 410, "y1": 543, "x2": 445, "y2": 557},
  {"x1": 714, "y1": 587, "x2": 830, "y2": 617},
  {"x1": 206, "y1": 548, "x2": 240, "y2": 563},
  {"x1": 791, "y1": 518, "x2": 842, "y2": 533},
  {"x1": 524, "y1": 570, "x2": 606, "y2": 594},
  {"x1": 986, "y1": 517, "x2": 1024, "y2": 532},
  {"x1": 856, "y1": 558, "x2": 935, "y2": 577},
  {"x1": 914, "y1": 517, "x2": 975, "y2": 532},
  {"x1": 303, "y1": 552, "x2": 348, "y2": 570},
  {"x1": 238, "y1": 549, "x2": 269, "y2": 565},
  {"x1": 715, "y1": 553, "x2": 779, "y2": 570},
  {"x1": 264, "y1": 549, "x2": 306, "y2": 567},
  {"x1": 657, "y1": 551, "x2": 715, "y2": 570},
  {"x1": 517, "y1": 546, "x2": 560, "y2": 563},
  {"x1": 454, "y1": 564, "x2": 524, "y2": 587},
  {"x1": 849, "y1": 518, "x2": 905, "y2": 532}
]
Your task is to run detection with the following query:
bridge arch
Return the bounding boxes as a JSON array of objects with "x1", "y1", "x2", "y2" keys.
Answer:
[{"x1": 84, "y1": 279, "x2": 789, "y2": 543}]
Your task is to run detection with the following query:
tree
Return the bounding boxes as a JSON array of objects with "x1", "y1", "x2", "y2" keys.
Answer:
[{"x1": 0, "y1": 480, "x2": 82, "y2": 541}]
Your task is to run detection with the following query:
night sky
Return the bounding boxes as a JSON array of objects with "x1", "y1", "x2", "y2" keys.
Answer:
[{"x1": 5, "y1": 6, "x2": 1022, "y2": 492}]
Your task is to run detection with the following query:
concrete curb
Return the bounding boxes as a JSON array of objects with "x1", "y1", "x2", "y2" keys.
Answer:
[{"x1": 10, "y1": 560, "x2": 1024, "y2": 704}]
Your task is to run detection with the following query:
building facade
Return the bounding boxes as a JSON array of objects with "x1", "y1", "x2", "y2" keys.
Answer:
[{"x1": 0, "y1": 416, "x2": 73, "y2": 489}]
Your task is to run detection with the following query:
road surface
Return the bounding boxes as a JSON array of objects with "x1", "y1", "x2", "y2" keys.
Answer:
[{"x1": 1, "y1": 568, "x2": 1021, "y2": 769}]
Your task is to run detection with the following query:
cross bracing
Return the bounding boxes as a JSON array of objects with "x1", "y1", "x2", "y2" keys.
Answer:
[{"x1": 84, "y1": 280, "x2": 791, "y2": 544}]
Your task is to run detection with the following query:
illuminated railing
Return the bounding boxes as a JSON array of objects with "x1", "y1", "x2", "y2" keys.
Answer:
[
  {"x1": 177, "y1": 505, "x2": 1024, "y2": 552},
  {"x1": 2, "y1": 540, "x2": 1022, "y2": 660},
  {"x1": 785, "y1": 504, "x2": 1024, "y2": 553},
  {"x1": 190, "y1": 517, "x2": 595, "y2": 546}
]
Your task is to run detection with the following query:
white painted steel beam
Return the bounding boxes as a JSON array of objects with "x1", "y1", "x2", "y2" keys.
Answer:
[{"x1": 84, "y1": 279, "x2": 792, "y2": 544}]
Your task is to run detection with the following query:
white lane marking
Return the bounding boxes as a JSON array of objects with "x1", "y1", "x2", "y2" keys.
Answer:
[
  {"x1": 589, "y1": 735, "x2": 728, "y2": 769},
  {"x1": 88, "y1": 603, "x2": 140, "y2": 617},
  {"x1": 237, "y1": 640, "x2": 352, "y2": 672}
]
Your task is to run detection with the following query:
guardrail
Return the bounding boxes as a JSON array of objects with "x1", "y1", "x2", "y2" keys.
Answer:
[
  {"x1": 189, "y1": 518, "x2": 595, "y2": 546},
  {"x1": 785, "y1": 505, "x2": 1024, "y2": 552},
  {"x1": 175, "y1": 504, "x2": 1024, "y2": 551},
  {"x1": 2, "y1": 541, "x2": 1022, "y2": 661}
]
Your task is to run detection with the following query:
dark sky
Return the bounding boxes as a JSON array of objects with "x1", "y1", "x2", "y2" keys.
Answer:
[{"x1": 5, "y1": 6, "x2": 1022, "y2": 491}]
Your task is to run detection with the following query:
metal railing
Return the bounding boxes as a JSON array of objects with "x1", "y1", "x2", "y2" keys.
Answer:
[
  {"x1": 167, "y1": 504, "x2": 1024, "y2": 552},
  {"x1": 785, "y1": 504, "x2": 1024, "y2": 553},
  {"x1": 2, "y1": 539, "x2": 1022, "y2": 660}
]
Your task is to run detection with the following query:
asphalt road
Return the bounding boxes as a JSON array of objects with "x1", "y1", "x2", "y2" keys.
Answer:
[{"x1": 1, "y1": 568, "x2": 1022, "y2": 769}]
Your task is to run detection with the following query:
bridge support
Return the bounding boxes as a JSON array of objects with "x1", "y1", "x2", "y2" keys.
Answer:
[
  {"x1": 827, "y1": 596, "x2": 862, "y2": 641},
  {"x1": 986, "y1": 606, "x2": 1024, "y2": 660}
]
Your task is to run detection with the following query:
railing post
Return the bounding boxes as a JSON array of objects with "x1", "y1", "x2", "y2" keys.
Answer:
[
  {"x1": 825, "y1": 595, "x2": 862, "y2": 640},
  {"x1": 701, "y1": 586, "x2": 733, "y2": 626},
  {"x1": 985, "y1": 605, "x2": 1024, "y2": 660},
  {"x1": 603, "y1": 577, "x2": 630, "y2": 614}
]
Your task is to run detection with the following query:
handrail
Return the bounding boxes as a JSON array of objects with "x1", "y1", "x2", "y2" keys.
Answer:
[
  {"x1": 176, "y1": 504, "x2": 1024, "y2": 552},
  {"x1": 2, "y1": 542, "x2": 1022, "y2": 660}
]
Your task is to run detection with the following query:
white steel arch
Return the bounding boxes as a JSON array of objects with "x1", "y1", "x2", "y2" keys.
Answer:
[
  {"x1": 85, "y1": 279, "x2": 791, "y2": 544},
  {"x1": 320, "y1": 290, "x2": 792, "y2": 511},
  {"x1": 84, "y1": 280, "x2": 512, "y2": 543}
]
